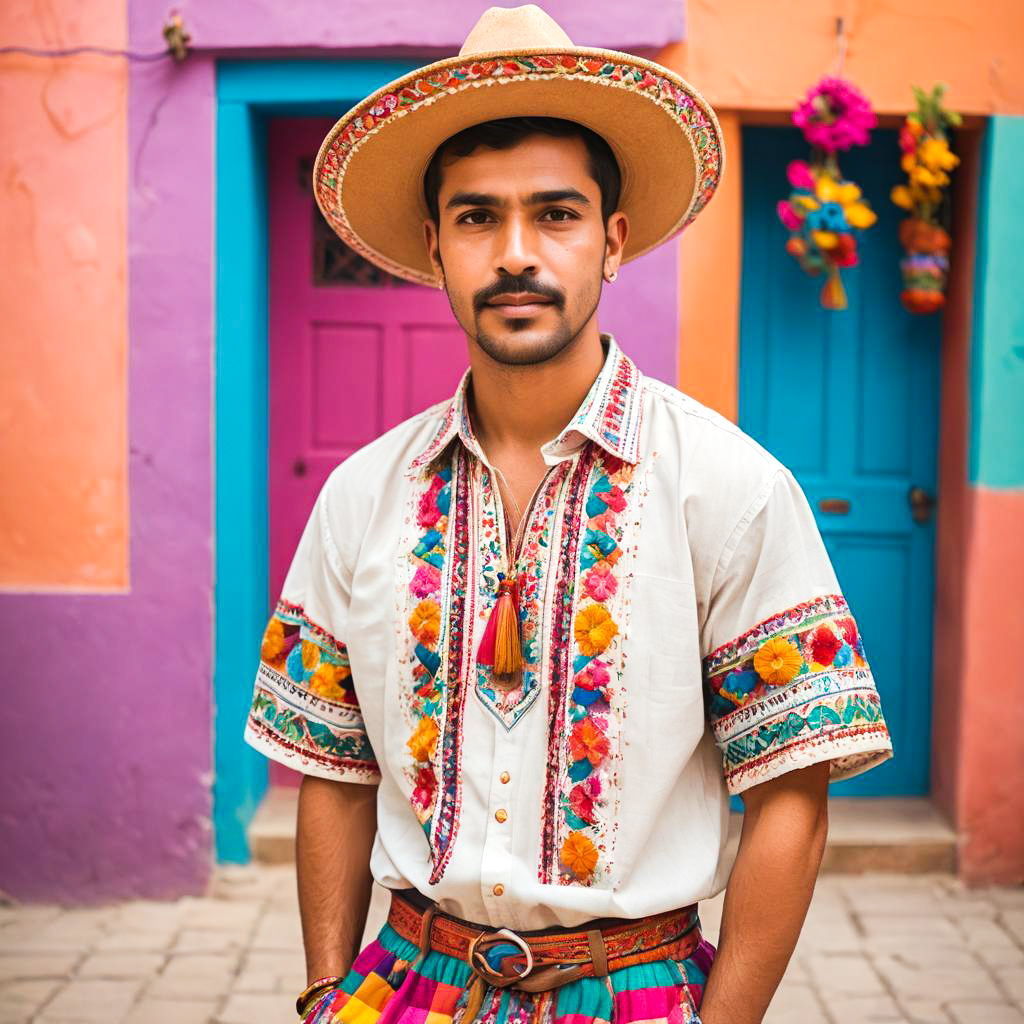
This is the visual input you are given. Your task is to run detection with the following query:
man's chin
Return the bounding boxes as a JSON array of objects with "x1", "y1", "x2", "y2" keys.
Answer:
[{"x1": 473, "y1": 324, "x2": 576, "y2": 367}]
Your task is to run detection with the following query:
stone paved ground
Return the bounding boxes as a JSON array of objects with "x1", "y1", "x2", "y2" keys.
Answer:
[{"x1": 1, "y1": 866, "x2": 1022, "y2": 1024}]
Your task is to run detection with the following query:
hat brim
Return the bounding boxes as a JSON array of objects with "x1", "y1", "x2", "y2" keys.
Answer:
[{"x1": 314, "y1": 49, "x2": 725, "y2": 285}]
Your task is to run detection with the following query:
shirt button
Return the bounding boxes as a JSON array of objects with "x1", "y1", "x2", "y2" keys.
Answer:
[
  {"x1": 500, "y1": 771, "x2": 510, "y2": 784},
  {"x1": 493, "y1": 883, "x2": 505, "y2": 896},
  {"x1": 494, "y1": 808, "x2": 508, "y2": 823}
]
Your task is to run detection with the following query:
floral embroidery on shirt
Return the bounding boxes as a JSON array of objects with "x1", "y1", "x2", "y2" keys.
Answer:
[
  {"x1": 540, "y1": 449, "x2": 641, "y2": 887},
  {"x1": 703, "y1": 593, "x2": 891, "y2": 793},
  {"x1": 474, "y1": 463, "x2": 569, "y2": 730},
  {"x1": 402, "y1": 463, "x2": 449, "y2": 832},
  {"x1": 246, "y1": 600, "x2": 378, "y2": 781},
  {"x1": 397, "y1": 448, "x2": 474, "y2": 883}
]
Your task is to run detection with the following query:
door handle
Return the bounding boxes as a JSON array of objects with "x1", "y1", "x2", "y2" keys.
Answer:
[
  {"x1": 908, "y1": 485, "x2": 936, "y2": 524},
  {"x1": 293, "y1": 457, "x2": 308, "y2": 477},
  {"x1": 818, "y1": 498, "x2": 851, "y2": 515}
]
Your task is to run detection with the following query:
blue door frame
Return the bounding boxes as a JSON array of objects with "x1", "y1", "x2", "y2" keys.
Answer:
[{"x1": 213, "y1": 59, "x2": 419, "y2": 862}]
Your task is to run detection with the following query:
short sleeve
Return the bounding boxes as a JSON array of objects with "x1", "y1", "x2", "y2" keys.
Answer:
[
  {"x1": 243, "y1": 475, "x2": 380, "y2": 784},
  {"x1": 701, "y1": 467, "x2": 893, "y2": 796}
]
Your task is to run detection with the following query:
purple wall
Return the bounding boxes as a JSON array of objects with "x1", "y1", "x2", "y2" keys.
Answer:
[
  {"x1": 132, "y1": 0, "x2": 684, "y2": 52},
  {"x1": 0, "y1": 54, "x2": 217, "y2": 903},
  {"x1": 0, "y1": 0, "x2": 683, "y2": 902}
]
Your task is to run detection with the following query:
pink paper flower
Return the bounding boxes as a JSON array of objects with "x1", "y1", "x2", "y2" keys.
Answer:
[
  {"x1": 569, "y1": 778, "x2": 602, "y2": 824},
  {"x1": 787, "y1": 160, "x2": 815, "y2": 190},
  {"x1": 410, "y1": 564, "x2": 441, "y2": 599},
  {"x1": 600, "y1": 486, "x2": 627, "y2": 513},
  {"x1": 777, "y1": 200, "x2": 803, "y2": 233},
  {"x1": 416, "y1": 476, "x2": 444, "y2": 529},
  {"x1": 575, "y1": 658, "x2": 610, "y2": 692},
  {"x1": 792, "y1": 76, "x2": 876, "y2": 153},
  {"x1": 411, "y1": 766, "x2": 436, "y2": 811},
  {"x1": 584, "y1": 562, "x2": 618, "y2": 601}
]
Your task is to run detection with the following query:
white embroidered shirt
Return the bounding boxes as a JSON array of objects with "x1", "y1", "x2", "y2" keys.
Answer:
[{"x1": 243, "y1": 334, "x2": 893, "y2": 930}]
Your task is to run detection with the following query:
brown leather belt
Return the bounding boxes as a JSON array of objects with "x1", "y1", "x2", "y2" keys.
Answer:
[{"x1": 386, "y1": 888, "x2": 703, "y2": 997}]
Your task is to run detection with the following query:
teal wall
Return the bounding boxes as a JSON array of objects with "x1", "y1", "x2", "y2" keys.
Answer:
[{"x1": 969, "y1": 115, "x2": 1024, "y2": 490}]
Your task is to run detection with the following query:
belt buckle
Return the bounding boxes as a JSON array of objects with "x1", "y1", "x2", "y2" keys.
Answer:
[{"x1": 467, "y1": 927, "x2": 535, "y2": 987}]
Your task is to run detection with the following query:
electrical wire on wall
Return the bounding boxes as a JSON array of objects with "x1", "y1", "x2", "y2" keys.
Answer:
[{"x1": 0, "y1": 14, "x2": 191, "y2": 62}]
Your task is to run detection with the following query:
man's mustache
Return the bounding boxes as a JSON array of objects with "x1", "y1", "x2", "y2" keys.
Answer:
[{"x1": 473, "y1": 275, "x2": 565, "y2": 312}]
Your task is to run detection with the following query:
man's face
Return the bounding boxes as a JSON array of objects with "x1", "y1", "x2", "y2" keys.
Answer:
[{"x1": 424, "y1": 133, "x2": 627, "y2": 367}]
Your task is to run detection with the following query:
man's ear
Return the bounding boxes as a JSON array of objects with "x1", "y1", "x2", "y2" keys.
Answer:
[
  {"x1": 603, "y1": 210, "x2": 629, "y2": 279},
  {"x1": 424, "y1": 219, "x2": 442, "y2": 282}
]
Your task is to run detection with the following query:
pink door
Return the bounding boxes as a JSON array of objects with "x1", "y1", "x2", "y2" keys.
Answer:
[{"x1": 267, "y1": 117, "x2": 466, "y2": 787}]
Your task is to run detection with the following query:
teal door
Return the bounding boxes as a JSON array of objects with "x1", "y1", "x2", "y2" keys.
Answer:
[{"x1": 738, "y1": 125, "x2": 941, "y2": 796}]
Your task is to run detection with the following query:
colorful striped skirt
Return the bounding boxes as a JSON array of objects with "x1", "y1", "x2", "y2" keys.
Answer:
[{"x1": 301, "y1": 910, "x2": 716, "y2": 1024}]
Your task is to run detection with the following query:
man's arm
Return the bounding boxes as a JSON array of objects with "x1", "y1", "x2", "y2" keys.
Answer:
[
  {"x1": 697, "y1": 760, "x2": 830, "y2": 1024},
  {"x1": 296, "y1": 774, "x2": 379, "y2": 984}
]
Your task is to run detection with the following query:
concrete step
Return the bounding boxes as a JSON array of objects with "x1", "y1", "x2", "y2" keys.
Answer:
[{"x1": 248, "y1": 786, "x2": 957, "y2": 874}]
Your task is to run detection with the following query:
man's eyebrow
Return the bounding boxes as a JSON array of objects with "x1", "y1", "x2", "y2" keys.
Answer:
[
  {"x1": 445, "y1": 191, "x2": 503, "y2": 210},
  {"x1": 525, "y1": 188, "x2": 591, "y2": 207},
  {"x1": 444, "y1": 188, "x2": 592, "y2": 210}
]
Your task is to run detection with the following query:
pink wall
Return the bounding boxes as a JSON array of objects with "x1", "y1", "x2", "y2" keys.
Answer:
[
  {"x1": 957, "y1": 489, "x2": 1024, "y2": 882},
  {"x1": 0, "y1": 2, "x2": 128, "y2": 589}
]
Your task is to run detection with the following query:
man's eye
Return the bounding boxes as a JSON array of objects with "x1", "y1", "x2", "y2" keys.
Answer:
[
  {"x1": 542, "y1": 208, "x2": 577, "y2": 222},
  {"x1": 458, "y1": 211, "x2": 493, "y2": 225}
]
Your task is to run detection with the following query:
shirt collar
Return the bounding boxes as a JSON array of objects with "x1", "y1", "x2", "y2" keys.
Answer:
[{"x1": 409, "y1": 333, "x2": 644, "y2": 471}]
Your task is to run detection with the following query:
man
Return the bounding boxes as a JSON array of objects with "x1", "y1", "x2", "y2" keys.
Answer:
[{"x1": 243, "y1": 6, "x2": 894, "y2": 1024}]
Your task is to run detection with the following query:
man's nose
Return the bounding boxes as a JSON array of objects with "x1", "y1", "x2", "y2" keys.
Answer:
[{"x1": 495, "y1": 216, "x2": 539, "y2": 279}]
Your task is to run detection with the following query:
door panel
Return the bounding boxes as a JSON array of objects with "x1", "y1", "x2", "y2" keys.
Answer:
[
  {"x1": 739, "y1": 125, "x2": 941, "y2": 796},
  {"x1": 267, "y1": 118, "x2": 464, "y2": 786}
]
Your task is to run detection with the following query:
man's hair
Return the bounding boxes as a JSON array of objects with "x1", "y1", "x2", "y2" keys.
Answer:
[{"x1": 422, "y1": 116, "x2": 622, "y2": 225}]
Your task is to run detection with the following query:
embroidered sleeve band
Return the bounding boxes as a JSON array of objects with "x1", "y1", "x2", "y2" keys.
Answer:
[
  {"x1": 702, "y1": 593, "x2": 893, "y2": 795},
  {"x1": 243, "y1": 599, "x2": 380, "y2": 783}
]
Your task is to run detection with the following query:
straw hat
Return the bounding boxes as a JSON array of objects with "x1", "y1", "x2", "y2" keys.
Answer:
[{"x1": 313, "y1": 4, "x2": 725, "y2": 286}]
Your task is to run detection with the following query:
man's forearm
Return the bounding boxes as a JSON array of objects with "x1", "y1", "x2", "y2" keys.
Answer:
[
  {"x1": 296, "y1": 774, "x2": 379, "y2": 984},
  {"x1": 699, "y1": 762, "x2": 830, "y2": 1024}
]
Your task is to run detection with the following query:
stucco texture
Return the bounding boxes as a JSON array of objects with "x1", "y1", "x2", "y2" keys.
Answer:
[{"x1": 0, "y1": 2, "x2": 128, "y2": 589}]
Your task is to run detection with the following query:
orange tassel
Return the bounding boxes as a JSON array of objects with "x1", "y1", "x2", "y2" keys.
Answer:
[
  {"x1": 492, "y1": 582, "x2": 522, "y2": 675},
  {"x1": 821, "y1": 268, "x2": 848, "y2": 310},
  {"x1": 477, "y1": 577, "x2": 521, "y2": 676}
]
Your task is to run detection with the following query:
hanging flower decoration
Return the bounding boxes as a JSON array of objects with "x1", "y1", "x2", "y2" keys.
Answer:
[
  {"x1": 890, "y1": 84, "x2": 961, "y2": 314},
  {"x1": 778, "y1": 76, "x2": 878, "y2": 311}
]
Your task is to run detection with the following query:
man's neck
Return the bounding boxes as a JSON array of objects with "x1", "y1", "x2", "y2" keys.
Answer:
[{"x1": 467, "y1": 325, "x2": 607, "y2": 458}]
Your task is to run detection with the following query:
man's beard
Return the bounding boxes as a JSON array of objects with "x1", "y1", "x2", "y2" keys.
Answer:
[{"x1": 459, "y1": 271, "x2": 602, "y2": 368}]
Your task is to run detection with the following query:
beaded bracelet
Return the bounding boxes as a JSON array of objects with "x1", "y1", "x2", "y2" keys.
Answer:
[{"x1": 295, "y1": 975, "x2": 342, "y2": 1018}]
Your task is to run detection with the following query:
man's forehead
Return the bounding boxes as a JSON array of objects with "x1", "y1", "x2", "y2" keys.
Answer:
[{"x1": 437, "y1": 134, "x2": 598, "y2": 201}]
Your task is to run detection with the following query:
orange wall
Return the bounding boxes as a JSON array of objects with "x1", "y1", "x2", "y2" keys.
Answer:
[
  {"x1": 0, "y1": 1, "x2": 128, "y2": 590},
  {"x1": 663, "y1": 0, "x2": 1024, "y2": 116}
]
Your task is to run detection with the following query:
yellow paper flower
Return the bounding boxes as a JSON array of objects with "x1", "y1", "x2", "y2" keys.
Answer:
[
  {"x1": 845, "y1": 202, "x2": 877, "y2": 229},
  {"x1": 752, "y1": 636, "x2": 803, "y2": 686},
  {"x1": 815, "y1": 174, "x2": 839, "y2": 203},
  {"x1": 835, "y1": 182, "x2": 862, "y2": 206},
  {"x1": 301, "y1": 640, "x2": 321, "y2": 671},
  {"x1": 407, "y1": 716, "x2": 439, "y2": 763},
  {"x1": 911, "y1": 165, "x2": 947, "y2": 188},
  {"x1": 308, "y1": 662, "x2": 352, "y2": 701},
  {"x1": 811, "y1": 230, "x2": 838, "y2": 250},
  {"x1": 919, "y1": 137, "x2": 959, "y2": 173},
  {"x1": 408, "y1": 599, "x2": 441, "y2": 648},
  {"x1": 561, "y1": 831, "x2": 599, "y2": 879},
  {"x1": 261, "y1": 618, "x2": 285, "y2": 663},
  {"x1": 574, "y1": 604, "x2": 618, "y2": 657},
  {"x1": 890, "y1": 185, "x2": 914, "y2": 210}
]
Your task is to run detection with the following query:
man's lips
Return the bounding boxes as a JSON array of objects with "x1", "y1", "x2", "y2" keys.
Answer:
[{"x1": 483, "y1": 293, "x2": 556, "y2": 317}]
